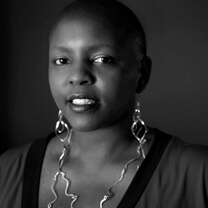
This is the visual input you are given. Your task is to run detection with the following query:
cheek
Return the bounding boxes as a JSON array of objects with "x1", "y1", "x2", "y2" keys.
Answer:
[
  {"x1": 48, "y1": 70, "x2": 66, "y2": 108},
  {"x1": 96, "y1": 69, "x2": 137, "y2": 105}
]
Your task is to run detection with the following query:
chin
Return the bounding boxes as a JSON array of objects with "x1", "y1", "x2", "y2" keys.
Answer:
[
  {"x1": 66, "y1": 110, "x2": 130, "y2": 133},
  {"x1": 68, "y1": 118, "x2": 103, "y2": 132}
]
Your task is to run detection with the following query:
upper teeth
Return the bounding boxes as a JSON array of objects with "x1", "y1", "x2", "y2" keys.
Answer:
[{"x1": 72, "y1": 99, "x2": 95, "y2": 105}]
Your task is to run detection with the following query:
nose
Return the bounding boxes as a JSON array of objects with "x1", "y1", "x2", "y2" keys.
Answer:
[{"x1": 69, "y1": 63, "x2": 95, "y2": 86}]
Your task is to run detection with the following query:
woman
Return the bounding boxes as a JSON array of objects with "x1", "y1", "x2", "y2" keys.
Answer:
[{"x1": 0, "y1": 0, "x2": 208, "y2": 207}]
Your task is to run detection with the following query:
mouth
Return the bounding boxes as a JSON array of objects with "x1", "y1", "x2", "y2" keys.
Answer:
[
  {"x1": 67, "y1": 95, "x2": 98, "y2": 112},
  {"x1": 71, "y1": 98, "x2": 96, "y2": 105}
]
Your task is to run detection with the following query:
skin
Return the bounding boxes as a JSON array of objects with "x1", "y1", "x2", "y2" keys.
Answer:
[
  {"x1": 48, "y1": 13, "x2": 146, "y2": 158},
  {"x1": 49, "y1": 15, "x2": 140, "y2": 131},
  {"x1": 39, "y1": 12, "x2": 152, "y2": 208}
]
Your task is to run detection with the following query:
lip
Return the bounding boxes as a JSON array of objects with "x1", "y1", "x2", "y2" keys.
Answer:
[{"x1": 67, "y1": 94, "x2": 99, "y2": 113}]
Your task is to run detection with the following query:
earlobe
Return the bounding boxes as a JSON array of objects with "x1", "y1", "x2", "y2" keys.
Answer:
[{"x1": 136, "y1": 56, "x2": 152, "y2": 93}]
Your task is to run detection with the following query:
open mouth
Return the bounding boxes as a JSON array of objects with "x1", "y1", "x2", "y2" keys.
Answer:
[
  {"x1": 71, "y1": 98, "x2": 96, "y2": 105},
  {"x1": 68, "y1": 95, "x2": 98, "y2": 112}
]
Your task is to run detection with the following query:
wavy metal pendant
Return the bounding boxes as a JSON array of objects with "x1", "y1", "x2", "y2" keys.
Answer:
[
  {"x1": 47, "y1": 129, "x2": 78, "y2": 208},
  {"x1": 48, "y1": 171, "x2": 78, "y2": 208},
  {"x1": 48, "y1": 129, "x2": 146, "y2": 208}
]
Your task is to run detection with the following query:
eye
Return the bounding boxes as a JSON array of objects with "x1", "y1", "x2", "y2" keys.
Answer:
[
  {"x1": 93, "y1": 56, "x2": 115, "y2": 64},
  {"x1": 53, "y1": 58, "x2": 71, "y2": 65}
]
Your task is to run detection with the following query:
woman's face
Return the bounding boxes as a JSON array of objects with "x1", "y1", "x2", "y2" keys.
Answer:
[{"x1": 49, "y1": 15, "x2": 141, "y2": 132}]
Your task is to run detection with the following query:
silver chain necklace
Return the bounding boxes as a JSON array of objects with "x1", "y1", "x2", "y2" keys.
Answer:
[{"x1": 47, "y1": 128, "x2": 146, "y2": 208}]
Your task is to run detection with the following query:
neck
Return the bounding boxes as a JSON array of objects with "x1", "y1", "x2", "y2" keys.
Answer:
[{"x1": 70, "y1": 123, "x2": 136, "y2": 165}]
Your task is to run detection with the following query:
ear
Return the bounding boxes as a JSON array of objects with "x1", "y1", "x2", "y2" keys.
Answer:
[{"x1": 136, "y1": 56, "x2": 152, "y2": 94}]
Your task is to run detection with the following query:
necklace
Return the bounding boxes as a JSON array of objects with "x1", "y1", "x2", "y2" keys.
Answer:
[{"x1": 47, "y1": 129, "x2": 146, "y2": 208}]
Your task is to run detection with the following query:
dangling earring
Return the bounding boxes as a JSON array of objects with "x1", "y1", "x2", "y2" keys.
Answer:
[
  {"x1": 131, "y1": 98, "x2": 148, "y2": 158},
  {"x1": 49, "y1": 112, "x2": 77, "y2": 208},
  {"x1": 55, "y1": 110, "x2": 70, "y2": 142}
]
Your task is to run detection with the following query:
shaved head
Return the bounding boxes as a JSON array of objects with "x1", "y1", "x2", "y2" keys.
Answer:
[
  {"x1": 50, "y1": 0, "x2": 147, "y2": 58},
  {"x1": 49, "y1": 0, "x2": 151, "y2": 93}
]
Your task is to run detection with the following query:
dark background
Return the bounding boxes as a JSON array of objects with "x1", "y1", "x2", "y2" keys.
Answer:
[{"x1": 1, "y1": 0, "x2": 208, "y2": 154}]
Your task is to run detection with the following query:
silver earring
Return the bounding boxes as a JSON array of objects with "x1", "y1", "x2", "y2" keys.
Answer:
[
  {"x1": 55, "y1": 110, "x2": 70, "y2": 142},
  {"x1": 131, "y1": 99, "x2": 148, "y2": 158},
  {"x1": 49, "y1": 120, "x2": 76, "y2": 208}
]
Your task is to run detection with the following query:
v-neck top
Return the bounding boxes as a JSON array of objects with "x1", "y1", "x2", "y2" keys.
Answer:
[{"x1": 1, "y1": 129, "x2": 208, "y2": 208}]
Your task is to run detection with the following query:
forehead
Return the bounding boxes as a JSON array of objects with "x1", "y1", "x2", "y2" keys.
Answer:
[{"x1": 49, "y1": 14, "x2": 121, "y2": 49}]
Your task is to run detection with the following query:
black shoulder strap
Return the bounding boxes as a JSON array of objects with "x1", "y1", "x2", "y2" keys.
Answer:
[
  {"x1": 22, "y1": 133, "x2": 54, "y2": 208},
  {"x1": 117, "y1": 129, "x2": 172, "y2": 208}
]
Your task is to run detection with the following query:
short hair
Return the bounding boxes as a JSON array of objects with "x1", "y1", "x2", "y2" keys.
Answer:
[{"x1": 49, "y1": 0, "x2": 147, "y2": 61}]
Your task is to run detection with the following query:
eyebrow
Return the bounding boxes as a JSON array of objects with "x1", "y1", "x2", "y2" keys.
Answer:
[
  {"x1": 49, "y1": 46, "x2": 72, "y2": 53},
  {"x1": 49, "y1": 44, "x2": 117, "y2": 53}
]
